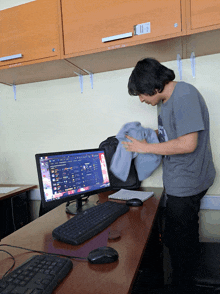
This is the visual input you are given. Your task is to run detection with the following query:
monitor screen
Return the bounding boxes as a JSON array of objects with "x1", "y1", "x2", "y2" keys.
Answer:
[{"x1": 35, "y1": 149, "x2": 111, "y2": 214}]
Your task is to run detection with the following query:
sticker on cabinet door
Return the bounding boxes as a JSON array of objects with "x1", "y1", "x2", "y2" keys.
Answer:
[
  {"x1": 0, "y1": 0, "x2": 36, "y2": 11},
  {"x1": 134, "y1": 22, "x2": 151, "y2": 35}
]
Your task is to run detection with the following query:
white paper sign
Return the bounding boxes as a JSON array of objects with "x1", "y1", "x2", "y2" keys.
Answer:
[
  {"x1": 135, "y1": 22, "x2": 151, "y2": 35},
  {"x1": 0, "y1": 0, "x2": 36, "y2": 11}
]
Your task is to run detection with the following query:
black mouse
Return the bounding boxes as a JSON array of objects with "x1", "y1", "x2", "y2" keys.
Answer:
[
  {"x1": 87, "y1": 246, "x2": 119, "y2": 264},
  {"x1": 126, "y1": 198, "x2": 143, "y2": 207}
]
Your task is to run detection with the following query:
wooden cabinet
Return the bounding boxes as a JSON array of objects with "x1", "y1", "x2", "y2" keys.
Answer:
[
  {"x1": 1, "y1": 0, "x2": 220, "y2": 86},
  {"x1": 0, "y1": 0, "x2": 61, "y2": 69},
  {"x1": 186, "y1": 0, "x2": 220, "y2": 33},
  {"x1": 183, "y1": 0, "x2": 220, "y2": 60},
  {"x1": 61, "y1": 0, "x2": 183, "y2": 58}
]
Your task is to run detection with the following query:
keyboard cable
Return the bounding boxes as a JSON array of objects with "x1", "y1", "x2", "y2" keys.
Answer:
[{"x1": 0, "y1": 243, "x2": 87, "y2": 279}]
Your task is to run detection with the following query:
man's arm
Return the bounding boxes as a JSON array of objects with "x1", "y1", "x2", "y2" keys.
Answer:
[{"x1": 122, "y1": 132, "x2": 198, "y2": 156}]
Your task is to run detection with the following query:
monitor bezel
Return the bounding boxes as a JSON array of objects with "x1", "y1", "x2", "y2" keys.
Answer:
[{"x1": 35, "y1": 148, "x2": 112, "y2": 210}]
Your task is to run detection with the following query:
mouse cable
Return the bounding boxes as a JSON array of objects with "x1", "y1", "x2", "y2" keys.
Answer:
[
  {"x1": 0, "y1": 244, "x2": 88, "y2": 279},
  {"x1": 0, "y1": 244, "x2": 88, "y2": 261}
]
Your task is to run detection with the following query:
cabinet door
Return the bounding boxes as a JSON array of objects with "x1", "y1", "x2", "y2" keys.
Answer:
[
  {"x1": 190, "y1": 0, "x2": 220, "y2": 30},
  {"x1": 62, "y1": 0, "x2": 182, "y2": 57},
  {"x1": 0, "y1": 0, "x2": 61, "y2": 68}
]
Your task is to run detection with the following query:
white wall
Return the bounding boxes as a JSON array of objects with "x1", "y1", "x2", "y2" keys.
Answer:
[
  {"x1": 1, "y1": 54, "x2": 220, "y2": 195},
  {"x1": 0, "y1": 0, "x2": 35, "y2": 11}
]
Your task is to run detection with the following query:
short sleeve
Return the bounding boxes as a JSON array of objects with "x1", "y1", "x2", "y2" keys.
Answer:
[{"x1": 173, "y1": 84, "x2": 205, "y2": 137}]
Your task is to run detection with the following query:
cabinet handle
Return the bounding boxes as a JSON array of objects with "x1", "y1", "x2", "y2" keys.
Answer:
[
  {"x1": 0, "y1": 54, "x2": 23, "y2": 62},
  {"x1": 102, "y1": 32, "x2": 132, "y2": 43}
]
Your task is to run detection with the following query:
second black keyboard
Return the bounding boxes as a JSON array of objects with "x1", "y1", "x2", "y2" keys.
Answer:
[
  {"x1": 52, "y1": 201, "x2": 129, "y2": 245},
  {"x1": 0, "y1": 254, "x2": 73, "y2": 294}
]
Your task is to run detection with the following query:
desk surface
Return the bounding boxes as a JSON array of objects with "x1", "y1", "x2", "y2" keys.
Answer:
[
  {"x1": 0, "y1": 187, "x2": 163, "y2": 294},
  {"x1": 0, "y1": 184, "x2": 37, "y2": 201}
]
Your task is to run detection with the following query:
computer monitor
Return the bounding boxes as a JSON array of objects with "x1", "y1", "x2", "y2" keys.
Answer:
[{"x1": 35, "y1": 148, "x2": 111, "y2": 214}]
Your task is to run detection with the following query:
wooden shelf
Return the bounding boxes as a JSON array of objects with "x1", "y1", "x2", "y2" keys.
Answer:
[
  {"x1": 1, "y1": 29, "x2": 220, "y2": 86},
  {"x1": 182, "y1": 29, "x2": 220, "y2": 59},
  {"x1": 66, "y1": 37, "x2": 183, "y2": 75},
  {"x1": 0, "y1": 59, "x2": 86, "y2": 85}
]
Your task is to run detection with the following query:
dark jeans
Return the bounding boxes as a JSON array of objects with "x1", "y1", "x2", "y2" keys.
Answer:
[{"x1": 163, "y1": 189, "x2": 208, "y2": 286}]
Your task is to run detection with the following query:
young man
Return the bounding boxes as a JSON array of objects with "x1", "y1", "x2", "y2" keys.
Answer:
[{"x1": 123, "y1": 58, "x2": 216, "y2": 287}]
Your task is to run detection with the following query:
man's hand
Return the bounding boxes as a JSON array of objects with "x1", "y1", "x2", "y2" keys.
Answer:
[{"x1": 122, "y1": 135, "x2": 148, "y2": 153}]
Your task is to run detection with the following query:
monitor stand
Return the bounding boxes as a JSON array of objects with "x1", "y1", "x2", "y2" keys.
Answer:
[{"x1": 65, "y1": 198, "x2": 95, "y2": 215}]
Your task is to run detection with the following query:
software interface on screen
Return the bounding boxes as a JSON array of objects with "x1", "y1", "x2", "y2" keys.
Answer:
[{"x1": 38, "y1": 150, "x2": 110, "y2": 203}]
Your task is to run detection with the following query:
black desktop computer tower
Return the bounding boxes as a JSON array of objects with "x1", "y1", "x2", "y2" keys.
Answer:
[
  {"x1": 0, "y1": 193, "x2": 30, "y2": 239},
  {"x1": 11, "y1": 192, "x2": 29, "y2": 230}
]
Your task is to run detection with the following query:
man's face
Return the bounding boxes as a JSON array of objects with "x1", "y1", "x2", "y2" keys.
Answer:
[{"x1": 138, "y1": 92, "x2": 161, "y2": 106}]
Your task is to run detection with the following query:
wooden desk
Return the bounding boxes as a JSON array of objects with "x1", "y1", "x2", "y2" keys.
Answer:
[
  {"x1": 0, "y1": 187, "x2": 163, "y2": 294},
  {"x1": 0, "y1": 184, "x2": 37, "y2": 239},
  {"x1": 0, "y1": 184, "x2": 37, "y2": 201}
]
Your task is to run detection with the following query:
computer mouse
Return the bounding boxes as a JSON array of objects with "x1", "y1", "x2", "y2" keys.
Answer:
[
  {"x1": 87, "y1": 246, "x2": 119, "y2": 264},
  {"x1": 126, "y1": 198, "x2": 143, "y2": 207}
]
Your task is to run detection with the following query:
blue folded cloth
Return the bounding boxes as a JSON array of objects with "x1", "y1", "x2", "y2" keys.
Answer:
[{"x1": 110, "y1": 122, "x2": 161, "y2": 182}]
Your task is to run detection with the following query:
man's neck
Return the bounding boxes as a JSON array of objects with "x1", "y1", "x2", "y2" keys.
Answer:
[{"x1": 162, "y1": 81, "x2": 177, "y2": 103}]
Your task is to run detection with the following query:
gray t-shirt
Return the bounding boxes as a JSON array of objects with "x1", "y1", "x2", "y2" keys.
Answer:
[{"x1": 158, "y1": 81, "x2": 216, "y2": 196}]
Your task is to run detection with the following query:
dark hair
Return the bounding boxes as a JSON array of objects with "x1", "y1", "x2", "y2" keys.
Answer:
[{"x1": 128, "y1": 58, "x2": 175, "y2": 96}]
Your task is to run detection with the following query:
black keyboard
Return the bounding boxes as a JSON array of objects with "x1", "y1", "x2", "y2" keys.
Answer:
[
  {"x1": 0, "y1": 254, "x2": 73, "y2": 294},
  {"x1": 52, "y1": 201, "x2": 129, "y2": 245}
]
